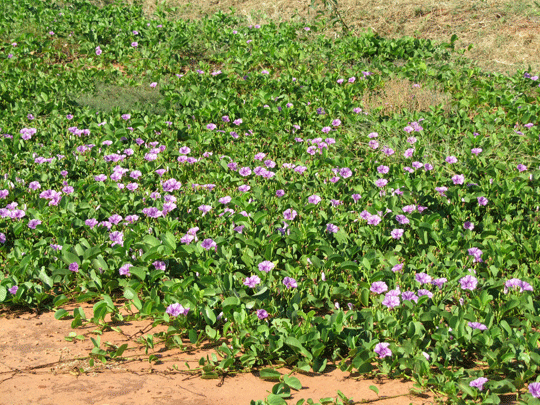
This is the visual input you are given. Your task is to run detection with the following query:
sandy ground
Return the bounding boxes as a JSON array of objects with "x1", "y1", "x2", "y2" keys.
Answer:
[{"x1": 0, "y1": 303, "x2": 436, "y2": 405}]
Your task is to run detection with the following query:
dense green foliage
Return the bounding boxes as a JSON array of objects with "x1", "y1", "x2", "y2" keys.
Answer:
[{"x1": 1, "y1": 0, "x2": 540, "y2": 403}]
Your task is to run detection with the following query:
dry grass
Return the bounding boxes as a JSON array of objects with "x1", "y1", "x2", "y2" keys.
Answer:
[
  {"x1": 133, "y1": 0, "x2": 540, "y2": 75},
  {"x1": 360, "y1": 77, "x2": 453, "y2": 116}
]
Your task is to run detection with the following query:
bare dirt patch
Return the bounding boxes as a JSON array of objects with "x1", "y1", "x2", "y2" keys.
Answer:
[{"x1": 0, "y1": 303, "x2": 436, "y2": 404}]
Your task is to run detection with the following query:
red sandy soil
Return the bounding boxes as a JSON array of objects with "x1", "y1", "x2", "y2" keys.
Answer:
[{"x1": 0, "y1": 303, "x2": 436, "y2": 405}]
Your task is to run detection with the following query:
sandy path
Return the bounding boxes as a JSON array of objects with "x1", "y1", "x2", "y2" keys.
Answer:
[{"x1": 0, "y1": 304, "x2": 435, "y2": 405}]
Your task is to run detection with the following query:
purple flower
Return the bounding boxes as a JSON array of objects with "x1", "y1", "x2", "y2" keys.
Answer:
[
  {"x1": 469, "y1": 377, "x2": 488, "y2": 391},
  {"x1": 29, "y1": 181, "x2": 41, "y2": 190},
  {"x1": 471, "y1": 148, "x2": 482, "y2": 155},
  {"x1": 219, "y1": 196, "x2": 232, "y2": 205},
  {"x1": 404, "y1": 148, "x2": 415, "y2": 158},
  {"x1": 368, "y1": 140, "x2": 379, "y2": 149},
  {"x1": 418, "y1": 289, "x2": 433, "y2": 299},
  {"x1": 468, "y1": 322, "x2": 487, "y2": 330},
  {"x1": 375, "y1": 178, "x2": 388, "y2": 188},
  {"x1": 0, "y1": 233, "x2": 6, "y2": 244},
  {"x1": 367, "y1": 215, "x2": 382, "y2": 225},
  {"x1": 94, "y1": 174, "x2": 107, "y2": 182},
  {"x1": 326, "y1": 223, "x2": 339, "y2": 233},
  {"x1": 452, "y1": 174, "x2": 465, "y2": 185},
  {"x1": 445, "y1": 156, "x2": 457, "y2": 164},
  {"x1": 233, "y1": 118, "x2": 243, "y2": 125},
  {"x1": 391, "y1": 229, "x2": 404, "y2": 239},
  {"x1": 352, "y1": 193, "x2": 361, "y2": 202},
  {"x1": 468, "y1": 247, "x2": 483, "y2": 263},
  {"x1": 529, "y1": 382, "x2": 540, "y2": 398},
  {"x1": 460, "y1": 275, "x2": 478, "y2": 291},
  {"x1": 119, "y1": 263, "x2": 132, "y2": 276},
  {"x1": 109, "y1": 214, "x2": 123, "y2": 225},
  {"x1": 517, "y1": 164, "x2": 527, "y2": 172},
  {"x1": 276, "y1": 189, "x2": 285, "y2": 197},
  {"x1": 142, "y1": 207, "x2": 162, "y2": 218},
  {"x1": 283, "y1": 209, "x2": 297, "y2": 221},
  {"x1": 395, "y1": 215, "x2": 409, "y2": 225},
  {"x1": 463, "y1": 221, "x2": 474, "y2": 230},
  {"x1": 504, "y1": 278, "x2": 534, "y2": 294},
  {"x1": 340, "y1": 167, "x2": 352, "y2": 178},
  {"x1": 477, "y1": 196, "x2": 488, "y2": 206},
  {"x1": 244, "y1": 275, "x2": 261, "y2": 288},
  {"x1": 374, "y1": 342, "x2": 392, "y2": 359},
  {"x1": 239, "y1": 167, "x2": 252, "y2": 176},
  {"x1": 69, "y1": 262, "x2": 79, "y2": 273},
  {"x1": 256, "y1": 309, "x2": 269, "y2": 320},
  {"x1": 234, "y1": 225, "x2": 244, "y2": 233},
  {"x1": 8, "y1": 285, "x2": 18, "y2": 294},
  {"x1": 166, "y1": 303, "x2": 189, "y2": 317},
  {"x1": 377, "y1": 165, "x2": 389, "y2": 174},
  {"x1": 415, "y1": 273, "x2": 432, "y2": 284},
  {"x1": 283, "y1": 277, "x2": 298, "y2": 289},
  {"x1": 131, "y1": 42, "x2": 138, "y2": 47},
  {"x1": 153, "y1": 261, "x2": 166, "y2": 270},
  {"x1": 308, "y1": 195, "x2": 322, "y2": 204},
  {"x1": 382, "y1": 294, "x2": 400, "y2": 309},
  {"x1": 85, "y1": 218, "x2": 98, "y2": 229},
  {"x1": 370, "y1": 281, "x2": 388, "y2": 294},
  {"x1": 432, "y1": 278, "x2": 447, "y2": 288},
  {"x1": 238, "y1": 185, "x2": 251, "y2": 193},
  {"x1": 206, "y1": 123, "x2": 217, "y2": 130},
  {"x1": 201, "y1": 238, "x2": 217, "y2": 250},
  {"x1": 28, "y1": 219, "x2": 42, "y2": 229},
  {"x1": 258, "y1": 261, "x2": 275, "y2": 272},
  {"x1": 109, "y1": 231, "x2": 124, "y2": 247},
  {"x1": 198, "y1": 204, "x2": 212, "y2": 215},
  {"x1": 402, "y1": 291, "x2": 418, "y2": 303},
  {"x1": 392, "y1": 263, "x2": 404, "y2": 272}
]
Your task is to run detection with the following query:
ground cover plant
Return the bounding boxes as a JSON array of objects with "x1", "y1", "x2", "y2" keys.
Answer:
[{"x1": 1, "y1": 0, "x2": 540, "y2": 403}]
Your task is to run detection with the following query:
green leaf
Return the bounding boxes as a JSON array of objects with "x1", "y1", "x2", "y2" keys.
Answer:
[
  {"x1": 39, "y1": 268, "x2": 54, "y2": 289},
  {"x1": 222, "y1": 296, "x2": 240, "y2": 311},
  {"x1": 266, "y1": 394, "x2": 287, "y2": 405},
  {"x1": 124, "y1": 287, "x2": 136, "y2": 300},
  {"x1": 188, "y1": 329, "x2": 198, "y2": 344},
  {"x1": 114, "y1": 344, "x2": 128, "y2": 358},
  {"x1": 54, "y1": 308, "x2": 69, "y2": 320},
  {"x1": 283, "y1": 375, "x2": 302, "y2": 390},
  {"x1": 369, "y1": 385, "x2": 379, "y2": 396},
  {"x1": 0, "y1": 286, "x2": 6, "y2": 302},
  {"x1": 285, "y1": 337, "x2": 313, "y2": 360},
  {"x1": 129, "y1": 266, "x2": 146, "y2": 281},
  {"x1": 259, "y1": 368, "x2": 282, "y2": 380}
]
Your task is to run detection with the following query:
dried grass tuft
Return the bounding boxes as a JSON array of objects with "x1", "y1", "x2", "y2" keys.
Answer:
[{"x1": 361, "y1": 77, "x2": 453, "y2": 116}]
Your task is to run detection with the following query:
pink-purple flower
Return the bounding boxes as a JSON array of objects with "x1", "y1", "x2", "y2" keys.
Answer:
[
  {"x1": 370, "y1": 281, "x2": 388, "y2": 294},
  {"x1": 529, "y1": 382, "x2": 540, "y2": 398},
  {"x1": 283, "y1": 209, "x2": 297, "y2": 221},
  {"x1": 469, "y1": 377, "x2": 488, "y2": 391},
  {"x1": 244, "y1": 275, "x2": 261, "y2": 288},
  {"x1": 460, "y1": 275, "x2": 478, "y2": 291},
  {"x1": 326, "y1": 223, "x2": 339, "y2": 233},
  {"x1": 374, "y1": 342, "x2": 392, "y2": 359},
  {"x1": 283, "y1": 277, "x2": 297, "y2": 289},
  {"x1": 258, "y1": 261, "x2": 275, "y2": 272},
  {"x1": 166, "y1": 303, "x2": 189, "y2": 317},
  {"x1": 119, "y1": 263, "x2": 132, "y2": 276}
]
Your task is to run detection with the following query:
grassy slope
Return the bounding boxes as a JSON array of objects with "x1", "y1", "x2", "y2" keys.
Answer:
[{"x1": 111, "y1": 0, "x2": 540, "y2": 76}]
